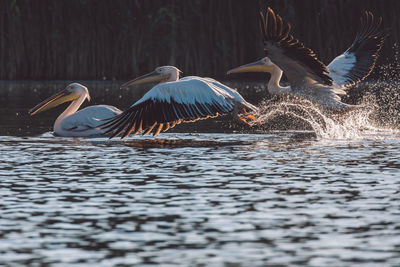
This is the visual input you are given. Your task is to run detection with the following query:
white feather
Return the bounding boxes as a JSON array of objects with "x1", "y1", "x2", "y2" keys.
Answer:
[
  {"x1": 327, "y1": 52, "x2": 357, "y2": 88},
  {"x1": 132, "y1": 76, "x2": 237, "y2": 108},
  {"x1": 61, "y1": 105, "x2": 121, "y2": 131}
]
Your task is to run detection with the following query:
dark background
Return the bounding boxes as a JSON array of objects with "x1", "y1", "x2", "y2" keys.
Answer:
[{"x1": 1, "y1": 0, "x2": 399, "y2": 80}]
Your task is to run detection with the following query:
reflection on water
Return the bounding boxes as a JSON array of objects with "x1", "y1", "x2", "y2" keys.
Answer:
[{"x1": 1, "y1": 133, "x2": 400, "y2": 266}]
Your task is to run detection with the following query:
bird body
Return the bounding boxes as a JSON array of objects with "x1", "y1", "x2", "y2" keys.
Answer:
[
  {"x1": 29, "y1": 83, "x2": 121, "y2": 137},
  {"x1": 55, "y1": 105, "x2": 121, "y2": 137},
  {"x1": 228, "y1": 9, "x2": 385, "y2": 112},
  {"x1": 102, "y1": 66, "x2": 257, "y2": 138}
]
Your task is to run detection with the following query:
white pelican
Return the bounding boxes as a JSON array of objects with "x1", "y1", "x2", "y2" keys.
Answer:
[
  {"x1": 101, "y1": 66, "x2": 258, "y2": 138},
  {"x1": 227, "y1": 8, "x2": 385, "y2": 112},
  {"x1": 29, "y1": 83, "x2": 121, "y2": 137}
]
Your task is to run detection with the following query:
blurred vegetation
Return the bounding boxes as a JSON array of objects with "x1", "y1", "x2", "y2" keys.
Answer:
[{"x1": 0, "y1": 0, "x2": 398, "y2": 80}]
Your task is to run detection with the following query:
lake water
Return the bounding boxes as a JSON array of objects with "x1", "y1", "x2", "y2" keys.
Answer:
[
  {"x1": 1, "y1": 81, "x2": 400, "y2": 266},
  {"x1": 1, "y1": 131, "x2": 400, "y2": 266}
]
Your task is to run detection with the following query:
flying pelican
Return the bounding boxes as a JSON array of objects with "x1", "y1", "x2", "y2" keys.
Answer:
[
  {"x1": 227, "y1": 8, "x2": 385, "y2": 112},
  {"x1": 101, "y1": 66, "x2": 258, "y2": 138},
  {"x1": 29, "y1": 83, "x2": 121, "y2": 137}
]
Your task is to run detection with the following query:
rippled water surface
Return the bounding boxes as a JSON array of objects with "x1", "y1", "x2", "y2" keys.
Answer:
[{"x1": 1, "y1": 132, "x2": 400, "y2": 266}]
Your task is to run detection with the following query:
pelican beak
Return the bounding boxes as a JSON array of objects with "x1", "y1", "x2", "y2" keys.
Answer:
[
  {"x1": 120, "y1": 71, "x2": 169, "y2": 88},
  {"x1": 227, "y1": 59, "x2": 274, "y2": 74},
  {"x1": 28, "y1": 89, "x2": 77, "y2": 116}
]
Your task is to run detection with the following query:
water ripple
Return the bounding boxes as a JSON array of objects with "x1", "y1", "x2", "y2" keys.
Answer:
[{"x1": 0, "y1": 133, "x2": 400, "y2": 266}]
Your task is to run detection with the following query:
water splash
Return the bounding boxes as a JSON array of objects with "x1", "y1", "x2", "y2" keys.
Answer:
[{"x1": 253, "y1": 92, "x2": 399, "y2": 140}]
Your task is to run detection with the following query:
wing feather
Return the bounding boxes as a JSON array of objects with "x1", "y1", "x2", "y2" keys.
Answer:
[
  {"x1": 111, "y1": 111, "x2": 135, "y2": 139},
  {"x1": 154, "y1": 123, "x2": 164, "y2": 136},
  {"x1": 60, "y1": 105, "x2": 121, "y2": 131},
  {"x1": 327, "y1": 11, "x2": 385, "y2": 88},
  {"x1": 260, "y1": 8, "x2": 333, "y2": 87},
  {"x1": 101, "y1": 77, "x2": 252, "y2": 138}
]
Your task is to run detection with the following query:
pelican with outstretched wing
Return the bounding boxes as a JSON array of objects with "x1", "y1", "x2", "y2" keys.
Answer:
[
  {"x1": 227, "y1": 8, "x2": 385, "y2": 112},
  {"x1": 29, "y1": 83, "x2": 121, "y2": 137},
  {"x1": 101, "y1": 66, "x2": 258, "y2": 139}
]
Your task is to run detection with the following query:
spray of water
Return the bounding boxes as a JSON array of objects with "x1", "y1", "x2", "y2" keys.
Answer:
[
  {"x1": 253, "y1": 96, "x2": 374, "y2": 139},
  {"x1": 253, "y1": 82, "x2": 399, "y2": 139}
]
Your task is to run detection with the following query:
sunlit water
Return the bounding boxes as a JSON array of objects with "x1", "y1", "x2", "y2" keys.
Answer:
[{"x1": 1, "y1": 132, "x2": 400, "y2": 266}]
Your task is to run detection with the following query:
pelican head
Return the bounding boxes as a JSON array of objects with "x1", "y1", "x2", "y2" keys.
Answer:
[
  {"x1": 29, "y1": 83, "x2": 90, "y2": 116},
  {"x1": 227, "y1": 57, "x2": 275, "y2": 75},
  {"x1": 120, "y1": 66, "x2": 183, "y2": 88}
]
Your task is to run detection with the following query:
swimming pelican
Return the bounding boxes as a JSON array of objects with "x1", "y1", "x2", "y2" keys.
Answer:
[
  {"x1": 101, "y1": 66, "x2": 258, "y2": 138},
  {"x1": 227, "y1": 8, "x2": 385, "y2": 112},
  {"x1": 29, "y1": 83, "x2": 121, "y2": 137}
]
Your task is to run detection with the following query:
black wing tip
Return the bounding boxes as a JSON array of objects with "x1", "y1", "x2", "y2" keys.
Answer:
[
  {"x1": 259, "y1": 7, "x2": 290, "y2": 43},
  {"x1": 348, "y1": 10, "x2": 386, "y2": 61},
  {"x1": 98, "y1": 107, "x2": 137, "y2": 139},
  {"x1": 331, "y1": 11, "x2": 387, "y2": 88},
  {"x1": 355, "y1": 10, "x2": 386, "y2": 44},
  {"x1": 259, "y1": 7, "x2": 332, "y2": 86}
]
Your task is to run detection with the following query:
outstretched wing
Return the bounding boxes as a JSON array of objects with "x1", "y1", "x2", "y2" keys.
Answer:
[
  {"x1": 259, "y1": 8, "x2": 333, "y2": 88},
  {"x1": 327, "y1": 11, "x2": 385, "y2": 88},
  {"x1": 182, "y1": 76, "x2": 258, "y2": 112},
  {"x1": 61, "y1": 105, "x2": 121, "y2": 131},
  {"x1": 101, "y1": 77, "x2": 239, "y2": 138}
]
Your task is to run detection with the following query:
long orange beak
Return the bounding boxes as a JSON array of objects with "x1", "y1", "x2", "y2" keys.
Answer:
[
  {"x1": 227, "y1": 59, "x2": 273, "y2": 74},
  {"x1": 28, "y1": 89, "x2": 76, "y2": 116},
  {"x1": 120, "y1": 71, "x2": 170, "y2": 88}
]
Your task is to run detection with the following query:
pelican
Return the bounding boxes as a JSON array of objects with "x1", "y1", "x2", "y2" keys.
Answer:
[
  {"x1": 227, "y1": 8, "x2": 385, "y2": 112},
  {"x1": 29, "y1": 83, "x2": 121, "y2": 137},
  {"x1": 101, "y1": 66, "x2": 258, "y2": 138}
]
